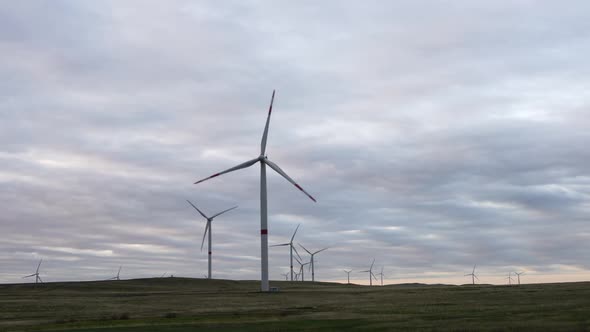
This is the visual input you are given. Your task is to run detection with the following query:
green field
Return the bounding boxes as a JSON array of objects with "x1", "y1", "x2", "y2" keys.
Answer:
[{"x1": 1, "y1": 278, "x2": 589, "y2": 331}]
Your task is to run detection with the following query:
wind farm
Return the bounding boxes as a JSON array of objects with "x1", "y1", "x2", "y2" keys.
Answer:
[{"x1": 3, "y1": 1, "x2": 590, "y2": 331}]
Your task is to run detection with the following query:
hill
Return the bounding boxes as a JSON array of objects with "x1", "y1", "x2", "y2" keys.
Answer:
[{"x1": 1, "y1": 278, "x2": 589, "y2": 331}]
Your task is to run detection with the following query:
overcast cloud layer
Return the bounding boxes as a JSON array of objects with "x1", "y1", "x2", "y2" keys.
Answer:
[{"x1": 1, "y1": 0, "x2": 589, "y2": 285}]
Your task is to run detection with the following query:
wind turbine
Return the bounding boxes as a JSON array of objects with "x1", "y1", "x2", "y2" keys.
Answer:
[
  {"x1": 294, "y1": 256, "x2": 310, "y2": 282},
  {"x1": 108, "y1": 266, "x2": 122, "y2": 281},
  {"x1": 344, "y1": 270, "x2": 352, "y2": 284},
  {"x1": 270, "y1": 224, "x2": 302, "y2": 281},
  {"x1": 505, "y1": 272, "x2": 515, "y2": 285},
  {"x1": 23, "y1": 259, "x2": 43, "y2": 284},
  {"x1": 281, "y1": 272, "x2": 289, "y2": 281},
  {"x1": 514, "y1": 271, "x2": 524, "y2": 285},
  {"x1": 377, "y1": 266, "x2": 386, "y2": 286},
  {"x1": 187, "y1": 200, "x2": 238, "y2": 279},
  {"x1": 359, "y1": 259, "x2": 377, "y2": 286},
  {"x1": 193, "y1": 90, "x2": 316, "y2": 292},
  {"x1": 464, "y1": 265, "x2": 479, "y2": 285},
  {"x1": 299, "y1": 244, "x2": 328, "y2": 282}
]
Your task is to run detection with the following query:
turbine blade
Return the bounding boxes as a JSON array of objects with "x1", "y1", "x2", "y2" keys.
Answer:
[
  {"x1": 370, "y1": 259, "x2": 375, "y2": 270},
  {"x1": 270, "y1": 243, "x2": 290, "y2": 247},
  {"x1": 265, "y1": 159, "x2": 316, "y2": 202},
  {"x1": 211, "y1": 205, "x2": 238, "y2": 219},
  {"x1": 298, "y1": 243, "x2": 312, "y2": 255},
  {"x1": 359, "y1": 270, "x2": 370, "y2": 273},
  {"x1": 38, "y1": 276, "x2": 43, "y2": 283},
  {"x1": 474, "y1": 275, "x2": 480, "y2": 281},
  {"x1": 186, "y1": 200, "x2": 208, "y2": 220},
  {"x1": 314, "y1": 247, "x2": 329, "y2": 255},
  {"x1": 290, "y1": 223, "x2": 301, "y2": 242},
  {"x1": 260, "y1": 90, "x2": 275, "y2": 156},
  {"x1": 36, "y1": 259, "x2": 42, "y2": 273},
  {"x1": 472, "y1": 264, "x2": 476, "y2": 274},
  {"x1": 23, "y1": 274, "x2": 35, "y2": 278},
  {"x1": 292, "y1": 245, "x2": 302, "y2": 260},
  {"x1": 200, "y1": 220, "x2": 211, "y2": 251},
  {"x1": 194, "y1": 158, "x2": 259, "y2": 184}
]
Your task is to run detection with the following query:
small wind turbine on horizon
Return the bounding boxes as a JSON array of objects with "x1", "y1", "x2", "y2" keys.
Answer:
[
  {"x1": 270, "y1": 224, "x2": 302, "y2": 281},
  {"x1": 299, "y1": 244, "x2": 328, "y2": 282},
  {"x1": 108, "y1": 266, "x2": 122, "y2": 281},
  {"x1": 187, "y1": 200, "x2": 238, "y2": 280},
  {"x1": 359, "y1": 259, "x2": 378, "y2": 286},
  {"x1": 294, "y1": 256, "x2": 310, "y2": 282},
  {"x1": 193, "y1": 90, "x2": 316, "y2": 292},
  {"x1": 344, "y1": 270, "x2": 352, "y2": 284},
  {"x1": 505, "y1": 272, "x2": 515, "y2": 285},
  {"x1": 465, "y1": 265, "x2": 479, "y2": 285},
  {"x1": 377, "y1": 266, "x2": 386, "y2": 286},
  {"x1": 23, "y1": 259, "x2": 43, "y2": 284},
  {"x1": 514, "y1": 271, "x2": 524, "y2": 285},
  {"x1": 281, "y1": 272, "x2": 289, "y2": 281}
]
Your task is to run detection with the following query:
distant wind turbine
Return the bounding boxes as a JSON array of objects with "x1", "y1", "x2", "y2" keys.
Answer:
[
  {"x1": 359, "y1": 259, "x2": 378, "y2": 286},
  {"x1": 193, "y1": 90, "x2": 316, "y2": 292},
  {"x1": 23, "y1": 259, "x2": 43, "y2": 284},
  {"x1": 294, "y1": 256, "x2": 310, "y2": 282},
  {"x1": 108, "y1": 266, "x2": 122, "y2": 281},
  {"x1": 299, "y1": 244, "x2": 328, "y2": 282},
  {"x1": 505, "y1": 272, "x2": 515, "y2": 285},
  {"x1": 187, "y1": 200, "x2": 238, "y2": 279},
  {"x1": 377, "y1": 266, "x2": 386, "y2": 286},
  {"x1": 344, "y1": 270, "x2": 352, "y2": 284},
  {"x1": 464, "y1": 265, "x2": 479, "y2": 285},
  {"x1": 514, "y1": 271, "x2": 524, "y2": 285},
  {"x1": 281, "y1": 272, "x2": 289, "y2": 281},
  {"x1": 270, "y1": 224, "x2": 302, "y2": 281}
]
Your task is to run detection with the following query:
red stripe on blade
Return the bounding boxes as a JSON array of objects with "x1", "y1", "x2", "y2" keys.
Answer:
[{"x1": 261, "y1": 229, "x2": 268, "y2": 235}]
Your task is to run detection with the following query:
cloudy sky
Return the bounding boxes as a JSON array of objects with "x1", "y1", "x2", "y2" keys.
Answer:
[{"x1": 1, "y1": 1, "x2": 589, "y2": 286}]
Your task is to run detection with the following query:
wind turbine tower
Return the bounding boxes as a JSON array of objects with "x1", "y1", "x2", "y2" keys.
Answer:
[
  {"x1": 187, "y1": 200, "x2": 237, "y2": 279},
  {"x1": 344, "y1": 270, "x2": 352, "y2": 284},
  {"x1": 194, "y1": 90, "x2": 316, "y2": 292},
  {"x1": 514, "y1": 271, "x2": 524, "y2": 285}
]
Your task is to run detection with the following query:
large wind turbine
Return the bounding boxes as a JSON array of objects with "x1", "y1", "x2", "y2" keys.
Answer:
[
  {"x1": 187, "y1": 200, "x2": 237, "y2": 279},
  {"x1": 270, "y1": 224, "x2": 302, "y2": 281},
  {"x1": 23, "y1": 259, "x2": 43, "y2": 284},
  {"x1": 193, "y1": 90, "x2": 316, "y2": 292},
  {"x1": 514, "y1": 271, "x2": 524, "y2": 285},
  {"x1": 464, "y1": 265, "x2": 479, "y2": 285},
  {"x1": 299, "y1": 244, "x2": 328, "y2": 282},
  {"x1": 359, "y1": 259, "x2": 377, "y2": 286}
]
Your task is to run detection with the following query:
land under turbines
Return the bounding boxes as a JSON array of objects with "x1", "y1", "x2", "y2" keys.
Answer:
[{"x1": 1, "y1": 278, "x2": 589, "y2": 331}]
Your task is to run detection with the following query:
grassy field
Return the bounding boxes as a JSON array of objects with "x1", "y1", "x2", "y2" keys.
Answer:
[{"x1": 1, "y1": 278, "x2": 589, "y2": 331}]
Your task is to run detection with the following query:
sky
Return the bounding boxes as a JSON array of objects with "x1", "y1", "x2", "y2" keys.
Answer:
[{"x1": 1, "y1": 0, "x2": 589, "y2": 286}]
